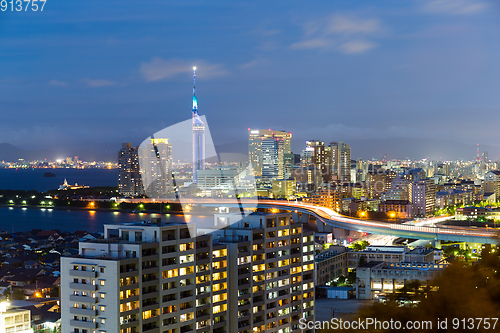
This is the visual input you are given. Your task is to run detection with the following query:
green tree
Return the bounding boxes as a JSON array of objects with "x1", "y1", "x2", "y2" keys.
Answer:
[
  {"x1": 49, "y1": 286, "x2": 59, "y2": 298},
  {"x1": 319, "y1": 246, "x2": 500, "y2": 333},
  {"x1": 12, "y1": 288, "x2": 25, "y2": 300},
  {"x1": 349, "y1": 240, "x2": 370, "y2": 251}
]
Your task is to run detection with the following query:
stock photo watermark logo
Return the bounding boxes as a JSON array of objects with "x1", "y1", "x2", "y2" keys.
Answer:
[{"x1": 138, "y1": 116, "x2": 257, "y2": 237}]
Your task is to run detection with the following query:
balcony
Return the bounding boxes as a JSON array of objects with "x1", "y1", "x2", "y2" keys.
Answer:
[
  {"x1": 70, "y1": 320, "x2": 97, "y2": 329},
  {"x1": 70, "y1": 270, "x2": 97, "y2": 278},
  {"x1": 69, "y1": 295, "x2": 97, "y2": 303},
  {"x1": 70, "y1": 307, "x2": 97, "y2": 316},
  {"x1": 70, "y1": 282, "x2": 97, "y2": 291}
]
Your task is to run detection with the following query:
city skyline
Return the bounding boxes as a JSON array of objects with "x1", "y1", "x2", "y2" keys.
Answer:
[{"x1": 2, "y1": 0, "x2": 500, "y2": 160}]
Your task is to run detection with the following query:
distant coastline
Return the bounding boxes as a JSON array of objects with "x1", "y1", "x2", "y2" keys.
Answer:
[{"x1": 0, "y1": 203, "x2": 185, "y2": 215}]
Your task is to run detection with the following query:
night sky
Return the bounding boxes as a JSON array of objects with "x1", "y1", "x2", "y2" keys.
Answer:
[{"x1": 1, "y1": 0, "x2": 500, "y2": 159}]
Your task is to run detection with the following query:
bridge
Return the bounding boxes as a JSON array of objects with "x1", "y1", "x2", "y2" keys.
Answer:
[
  {"x1": 255, "y1": 200, "x2": 498, "y2": 244},
  {"x1": 112, "y1": 197, "x2": 499, "y2": 244}
]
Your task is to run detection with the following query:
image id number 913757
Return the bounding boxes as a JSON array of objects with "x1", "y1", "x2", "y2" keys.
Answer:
[{"x1": 1, "y1": 0, "x2": 46, "y2": 11}]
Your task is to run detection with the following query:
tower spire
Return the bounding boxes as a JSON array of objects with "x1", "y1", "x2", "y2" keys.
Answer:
[{"x1": 192, "y1": 67, "x2": 198, "y2": 114}]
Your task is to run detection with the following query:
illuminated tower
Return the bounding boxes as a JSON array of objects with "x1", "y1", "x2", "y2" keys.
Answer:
[{"x1": 192, "y1": 67, "x2": 206, "y2": 183}]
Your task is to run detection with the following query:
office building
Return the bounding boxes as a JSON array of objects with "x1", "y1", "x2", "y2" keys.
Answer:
[
  {"x1": 248, "y1": 129, "x2": 291, "y2": 178},
  {"x1": 261, "y1": 138, "x2": 285, "y2": 180},
  {"x1": 272, "y1": 179, "x2": 296, "y2": 198},
  {"x1": 347, "y1": 246, "x2": 435, "y2": 269},
  {"x1": 378, "y1": 200, "x2": 413, "y2": 219},
  {"x1": 356, "y1": 262, "x2": 447, "y2": 300},
  {"x1": 306, "y1": 188, "x2": 341, "y2": 212},
  {"x1": 315, "y1": 247, "x2": 348, "y2": 286},
  {"x1": 290, "y1": 167, "x2": 322, "y2": 193},
  {"x1": 329, "y1": 142, "x2": 351, "y2": 183},
  {"x1": 118, "y1": 143, "x2": 143, "y2": 197},
  {"x1": 138, "y1": 138, "x2": 173, "y2": 198},
  {"x1": 197, "y1": 167, "x2": 238, "y2": 191}
]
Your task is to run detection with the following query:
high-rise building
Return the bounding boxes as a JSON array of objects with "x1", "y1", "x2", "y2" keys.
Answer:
[
  {"x1": 118, "y1": 143, "x2": 143, "y2": 197},
  {"x1": 291, "y1": 166, "x2": 322, "y2": 193},
  {"x1": 283, "y1": 153, "x2": 298, "y2": 179},
  {"x1": 366, "y1": 171, "x2": 396, "y2": 199},
  {"x1": 201, "y1": 212, "x2": 316, "y2": 333},
  {"x1": 329, "y1": 142, "x2": 351, "y2": 183},
  {"x1": 303, "y1": 140, "x2": 329, "y2": 183},
  {"x1": 272, "y1": 179, "x2": 296, "y2": 198},
  {"x1": 248, "y1": 129, "x2": 291, "y2": 178},
  {"x1": 483, "y1": 170, "x2": 500, "y2": 201},
  {"x1": 409, "y1": 178, "x2": 436, "y2": 217},
  {"x1": 60, "y1": 219, "x2": 229, "y2": 333},
  {"x1": 299, "y1": 149, "x2": 313, "y2": 168},
  {"x1": 382, "y1": 176, "x2": 409, "y2": 201},
  {"x1": 60, "y1": 213, "x2": 315, "y2": 333},
  {"x1": 483, "y1": 151, "x2": 489, "y2": 163},
  {"x1": 261, "y1": 137, "x2": 285, "y2": 180},
  {"x1": 138, "y1": 138, "x2": 173, "y2": 198},
  {"x1": 192, "y1": 67, "x2": 206, "y2": 183}
]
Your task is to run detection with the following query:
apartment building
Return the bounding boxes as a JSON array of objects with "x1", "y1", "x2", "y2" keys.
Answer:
[
  {"x1": 200, "y1": 212, "x2": 315, "y2": 333},
  {"x1": 61, "y1": 213, "x2": 315, "y2": 333},
  {"x1": 0, "y1": 305, "x2": 33, "y2": 333},
  {"x1": 61, "y1": 219, "x2": 229, "y2": 333}
]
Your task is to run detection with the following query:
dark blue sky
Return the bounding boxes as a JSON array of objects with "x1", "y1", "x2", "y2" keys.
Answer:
[{"x1": 1, "y1": 0, "x2": 500, "y2": 157}]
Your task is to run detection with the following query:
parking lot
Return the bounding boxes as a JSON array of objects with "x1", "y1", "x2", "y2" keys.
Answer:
[{"x1": 315, "y1": 298, "x2": 375, "y2": 321}]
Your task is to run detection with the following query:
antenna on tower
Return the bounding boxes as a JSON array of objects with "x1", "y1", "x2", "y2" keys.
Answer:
[{"x1": 192, "y1": 67, "x2": 198, "y2": 113}]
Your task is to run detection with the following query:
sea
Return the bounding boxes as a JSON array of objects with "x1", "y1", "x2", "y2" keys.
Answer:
[
  {"x1": 0, "y1": 168, "x2": 208, "y2": 233},
  {"x1": 0, "y1": 207, "x2": 207, "y2": 233},
  {"x1": 0, "y1": 168, "x2": 118, "y2": 192}
]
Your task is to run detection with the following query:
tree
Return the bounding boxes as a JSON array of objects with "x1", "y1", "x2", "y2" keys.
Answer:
[
  {"x1": 49, "y1": 286, "x2": 59, "y2": 298},
  {"x1": 350, "y1": 240, "x2": 370, "y2": 251},
  {"x1": 319, "y1": 246, "x2": 500, "y2": 333},
  {"x1": 12, "y1": 288, "x2": 25, "y2": 300},
  {"x1": 358, "y1": 255, "x2": 367, "y2": 266}
]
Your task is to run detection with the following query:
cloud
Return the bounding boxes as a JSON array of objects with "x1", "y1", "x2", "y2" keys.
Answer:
[
  {"x1": 83, "y1": 79, "x2": 116, "y2": 87},
  {"x1": 140, "y1": 58, "x2": 228, "y2": 82},
  {"x1": 49, "y1": 79, "x2": 68, "y2": 86},
  {"x1": 337, "y1": 40, "x2": 376, "y2": 54},
  {"x1": 290, "y1": 14, "x2": 381, "y2": 54},
  {"x1": 326, "y1": 15, "x2": 381, "y2": 35},
  {"x1": 422, "y1": 0, "x2": 487, "y2": 15},
  {"x1": 239, "y1": 58, "x2": 270, "y2": 69}
]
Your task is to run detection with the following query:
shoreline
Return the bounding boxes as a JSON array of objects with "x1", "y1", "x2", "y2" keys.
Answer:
[{"x1": 0, "y1": 204, "x2": 186, "y2": 215}]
